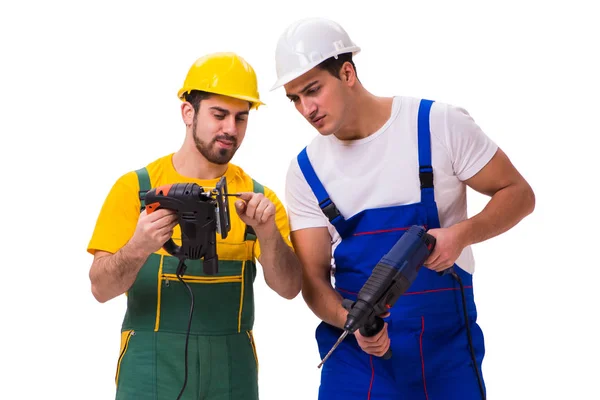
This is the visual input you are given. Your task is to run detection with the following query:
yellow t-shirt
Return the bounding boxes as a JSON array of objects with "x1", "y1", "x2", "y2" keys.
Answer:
[{"x1": 87, "y1": 153, "x2": 293, "y2": 261}]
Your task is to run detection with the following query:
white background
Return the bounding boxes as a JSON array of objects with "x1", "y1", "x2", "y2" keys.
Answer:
[{"x1": 1, "y1": 0, "x2": 598, "y2": 399}]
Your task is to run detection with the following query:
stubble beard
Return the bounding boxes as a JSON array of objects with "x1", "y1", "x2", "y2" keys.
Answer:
[{"x1": 192, "y1": 118, "x2": 238, "y2": 165}]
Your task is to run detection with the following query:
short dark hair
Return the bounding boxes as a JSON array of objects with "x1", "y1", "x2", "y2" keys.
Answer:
[
  {"x1": 182, "y1": 90, "x2": 252, "y2": 113},
  {"x1": 182, "y1": 90, "x2": 212, "y2": 114},
  {"x1": 316, "y1": 53, "x2": 358, "y2": 80}
]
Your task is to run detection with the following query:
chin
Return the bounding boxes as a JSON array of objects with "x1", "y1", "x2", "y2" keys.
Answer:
[{"x1": 317, "y1": 125, "x2": 339, "y2": 137}]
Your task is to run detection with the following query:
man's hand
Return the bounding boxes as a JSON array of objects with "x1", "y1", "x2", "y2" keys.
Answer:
[
  {"x1": 129, "y1": 208, "x2": 179, "y2": 256},
  {"x1": 423, "y1": 226, "x2": 466, "y2": 272},
  {"x1": 234, "y1": 192, "x2": 277, "y2": 236},
  {"x1": 354, "y1": 321, "x2": 391, "y2": 357}
]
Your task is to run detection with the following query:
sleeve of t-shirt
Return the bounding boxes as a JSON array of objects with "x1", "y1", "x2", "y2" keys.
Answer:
[
  {"x1": 441, "y1": 103, "x2": 499, "y2": 181},
  {"x1": 284, "y1": 157, "x2": 329, "y2": 232},
  {"x1": 87, "y1": 171, "x2": 141, "y2": 255},
  {"x1": 253, "y1": 185, "x2": 295, "y2": 260}
]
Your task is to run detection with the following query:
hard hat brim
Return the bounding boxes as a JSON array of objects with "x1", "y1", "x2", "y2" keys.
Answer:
[
  {"x1": 178, "y1": 88, "x2": 265, "y2": 109},
  {"x1": 270, "y1": 46, "x2": 361, "y2": 91}
]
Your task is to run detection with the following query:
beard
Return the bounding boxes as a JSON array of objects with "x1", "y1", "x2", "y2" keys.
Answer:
[{"x1": 192, "y1": 119, "x2": 238, "y2": 165}]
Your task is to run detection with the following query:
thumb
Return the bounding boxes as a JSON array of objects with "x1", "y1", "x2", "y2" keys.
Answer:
[{"x1": 235, "y1": 200, "x2": 246, "y2": 214}]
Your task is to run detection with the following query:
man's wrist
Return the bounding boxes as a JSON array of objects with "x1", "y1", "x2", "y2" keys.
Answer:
[
  {"x1": 253, "y1": 222, "x2": 279, "y2": 243},
  {"x1": 451, "y1": 221, "x2": 474, "y2": 248},
  {"x1": 123, "y1": 238, "x2": 152, "y2": 262}
]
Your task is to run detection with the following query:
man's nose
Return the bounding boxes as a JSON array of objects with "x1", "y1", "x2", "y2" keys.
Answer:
[
  {"x1": 222, "y1": 115, "x2": 238, "y2": 135},
  {"x1": 301, "y1": 98, "x2": 317, "y2": 120}
]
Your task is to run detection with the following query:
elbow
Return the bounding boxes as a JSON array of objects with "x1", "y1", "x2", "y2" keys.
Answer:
[
  {"x1": 91, "y1": 281, "x2": 114, "y2": 303},
  {"x1": 281, "y1": 289, "x2": 300, "y2": 300},
  {"x1": 523, "y1": 182, "x2": 536, "y2": 216},
  {"x1": 91, "y1": 284, "x2": 109, "y2": 303},
  {"x1": 89, "y1": 268, "x2": 106, "y2": 303},
  {"x1": 278, "y1": 277, "x2": 302, "y2": 300},
  {"x1": 89, "y1": 270, "x2": 112, "y2": 303}
]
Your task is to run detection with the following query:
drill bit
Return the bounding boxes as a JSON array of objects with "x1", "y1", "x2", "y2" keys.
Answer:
[
  {"x1": 317, "y1": 330, "x2": 349, "y2": 368},
  {"x1": 209, "y1": 188, "x2": 242, "y2": 197}
]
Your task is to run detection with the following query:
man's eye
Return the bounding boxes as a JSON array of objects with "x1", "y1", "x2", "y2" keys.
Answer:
[
  {"x1": 214, "y1": 114, "x2": 225, "y2": 120},
  {"x1": 307, "y1": 87, "x2": 320, "y2": 94},
  {"x1": 236, "y1": 116, "x2": 247, "y2": 122}
]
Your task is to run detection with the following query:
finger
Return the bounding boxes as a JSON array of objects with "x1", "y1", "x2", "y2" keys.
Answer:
[
  {"x1": 428, "y1": 256, "x2": 449, "y2": 271},
  {"x1": 236, "y1": 192, "x2": 255, "y2": 201},
  {"x1": 359, "y1": 322, "x2": 387, "y2": 344},
  {"x1": 154, "y1": 213, "x2": 179, "y2": 230},
  {"x1": 157, "y1": 229, "x2": 174, "y2": 243},
  {"x1": 235, "y1": 200, "x2": 247, "y2": 217},
  {"x1": 375, "y1": 337, "x2": 391, "y2": 357},
  {"x1": 260, "y1": 203, "x2": 276, "y2": 224},
  {"x1": 146, "y1": 208, "x2": 173, "y2": 222},
  {"x1": 424, "y1": 250, "x2": 441, "y2": 267},
  {"x1": 156, "y1": 220, "x2": 177, "y2": 235},
  {"x1": 361, "y1": 330, "x2": 390, "y2": 354},
  {"x1": 253, "y1": 199, "x2": 270, "y2": 223},
  {"x1": 244, "y1": 194, "x2": 263, "y2": 220}
]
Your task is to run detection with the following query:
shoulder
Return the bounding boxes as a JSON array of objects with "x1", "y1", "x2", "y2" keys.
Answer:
[
  {"x1": 109, "y1": 170, "x2": 141, "y2": 194},
  {"x1": 423, "y1": 99, "x2": 483, "y2": 145}
]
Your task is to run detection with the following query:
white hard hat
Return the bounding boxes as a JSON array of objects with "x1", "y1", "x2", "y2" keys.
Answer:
[{"x1": 270, "y1": 17, "x2": 361, "y2": 91}]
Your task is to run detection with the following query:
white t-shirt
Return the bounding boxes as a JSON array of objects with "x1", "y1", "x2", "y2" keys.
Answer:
[{"x1": 284, "y1": 96, "x2": 498, "y2": 274}]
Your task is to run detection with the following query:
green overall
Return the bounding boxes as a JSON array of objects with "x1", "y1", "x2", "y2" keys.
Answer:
[{"x1": 115, "y1": 168, "x2": 263, "y2": 400}]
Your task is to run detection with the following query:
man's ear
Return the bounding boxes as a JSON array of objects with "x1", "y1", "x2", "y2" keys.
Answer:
[
  {"x1": 340, "y1": 62, "x2": 356, "y2": 86},
  {"x1": 181, "y1": 101, "x2": 195, "y2": 126}
]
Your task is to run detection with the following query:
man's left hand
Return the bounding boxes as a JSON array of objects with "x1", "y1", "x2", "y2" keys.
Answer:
[
  {"x1": 234, "y1": 192, "x2": 277, "y2": 236},
  {"x1": 423, "y1": 226, "x2": 467, "y2": 272}
]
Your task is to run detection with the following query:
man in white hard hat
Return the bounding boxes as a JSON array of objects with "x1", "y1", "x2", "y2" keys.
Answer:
[{"x1": 271, "y1": 17, "x2": 535, "y2": 400}]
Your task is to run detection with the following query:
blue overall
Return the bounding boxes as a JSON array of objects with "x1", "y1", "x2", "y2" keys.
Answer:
[{"x1": 297, "y1": 99, "x2": 486, "y2": 399}]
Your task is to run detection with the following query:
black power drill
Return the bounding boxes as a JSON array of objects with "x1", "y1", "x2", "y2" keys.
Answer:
[
  {"x1": 144, "y1": 176, "x2": 233, "y2": 275},
  {"x1": 318, "y1": 225, "x2": 436, "y2": 367}
]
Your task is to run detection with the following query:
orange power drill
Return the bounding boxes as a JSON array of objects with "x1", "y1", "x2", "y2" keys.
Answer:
[{"x1": 144, "y1": 176, "x2": 233, "y2": 275}]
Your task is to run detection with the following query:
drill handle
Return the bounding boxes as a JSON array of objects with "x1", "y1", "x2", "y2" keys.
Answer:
[{"x1": 359, "y1": 316, "x2": 392, "y2": 360}]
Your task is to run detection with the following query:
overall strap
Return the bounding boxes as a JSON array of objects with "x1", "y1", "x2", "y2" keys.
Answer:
[
  {"x1": 244, "y1": 179, "x2": 264, "y2": 242},
  {"x1": 417, "y1": 99, "x2": 436, "y2": 204},
  {"x1": 297, "y1": 147, "x2": 347, "y2": 231},
  {"x1": 135, "y1": 167, "x2": 151, "y2": 212}
]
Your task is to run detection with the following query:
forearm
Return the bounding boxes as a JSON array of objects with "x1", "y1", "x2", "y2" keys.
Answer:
[
  {"x1": 455, "y1": 181, "x2": 535, "y2": 246},
  {"x1": 89, "y1": 241, "x2": 150, "y2": 303},
  {"x1": 256, "y1": 228, "x2": 302, "y2": 299},
  {"x1": 302, "y1": 276, "x2": 348, "y2": 330}
]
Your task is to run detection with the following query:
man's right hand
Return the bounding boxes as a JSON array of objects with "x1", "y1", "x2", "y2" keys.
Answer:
[
  {"x1": 353, "y1": 320, "x2": 391, "y2": 357},
  {"x1": 129, "y1": 208, "x2": 179, "y2": 256}
]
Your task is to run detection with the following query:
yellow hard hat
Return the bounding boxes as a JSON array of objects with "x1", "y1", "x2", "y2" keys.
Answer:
[{"x1": 177, "y1": 52, "x2": 265, "y2": 109}]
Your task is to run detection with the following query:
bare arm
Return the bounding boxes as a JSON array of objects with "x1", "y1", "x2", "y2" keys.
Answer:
[
  {"x1": 290, "y1": 227, "x2": 348, "y2": 329},
  {"x1": 455, "y1": 147, "x2": 535, "y2": 246},
  {"x1": 425, "y1": 148, "x2": 536, "y2": 270},
  {"x1": 256, "y1": 226, "x2": 303, "y2": 299},
  {"x1": 89, "y1": 244, "x2": 150, "y2": 303},
  {"x1": 89, "y1": 208, "x2": 178, "y2": 303}
]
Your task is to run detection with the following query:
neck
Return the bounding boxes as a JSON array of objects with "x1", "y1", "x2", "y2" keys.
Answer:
[
  {"x1": 335, "y1": 88, "x2": 394, "y2": 141},
  {"x1": 172, "y1": 136, "x2": 228, "y2": 180}
]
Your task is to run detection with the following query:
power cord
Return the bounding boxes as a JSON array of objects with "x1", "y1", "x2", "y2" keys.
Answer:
[
  {"x1": 450, "y1": 270, "x2": 486, "y2": 400},
  {"x1": 175, "y1": 258, "x2": 195, "y2": 400}
]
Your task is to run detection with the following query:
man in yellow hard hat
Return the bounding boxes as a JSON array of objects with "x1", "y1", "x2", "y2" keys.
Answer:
[
  {"x1": 87, "y1": 52, "x2": 303, "y2": 400},
  {"x1": 271, "y1": 17, "x2": 535, "y2": 400}
]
